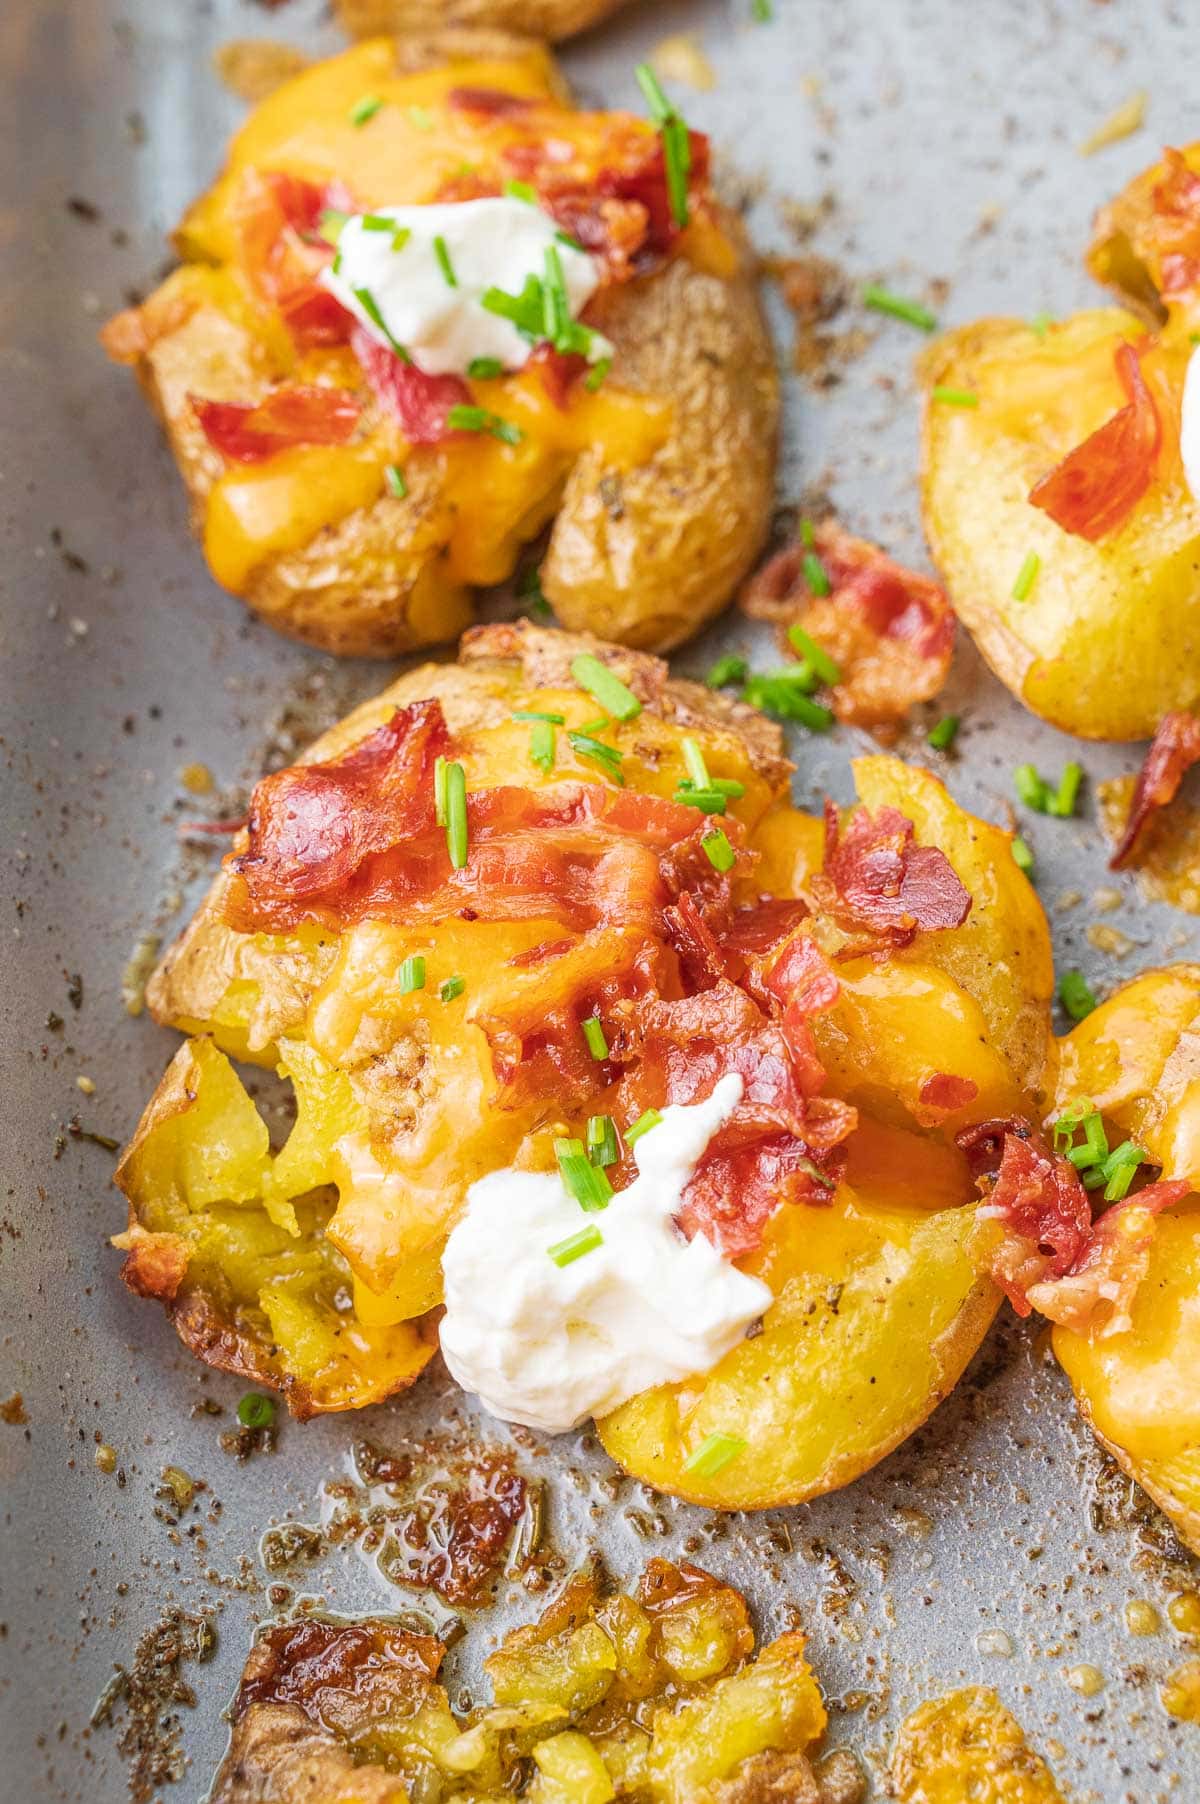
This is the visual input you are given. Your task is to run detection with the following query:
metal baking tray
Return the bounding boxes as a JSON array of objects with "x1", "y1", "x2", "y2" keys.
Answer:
[{"x1": 2, "y1": 1, "x2": 1198, "y2": 1798}]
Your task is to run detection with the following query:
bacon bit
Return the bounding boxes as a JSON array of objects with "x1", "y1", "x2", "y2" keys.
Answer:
[
  {"x1": 917, "y1": 1073, "x2": 980, "y2": 1117},
  {"x1": 1149, "y1": 148, "x2": 1200, "y2": 298},
  {"x1": 192, "y1": 385, "x2": 361, "y2": 463},
  {"x1": 234, "y1": 1619, "x2": 442, "y2": 1723},
  {"x1": 447, "y1": 86, "x2": 536, "y2": 118},
  {"x1": 528, "y1": 341, "x2": 589, "y2": 409},
  {"x1": 1109, "y1": 711, "x2": 1200, "y2": 868},
  {"x1": 958, "y1": 1120, "x2": 1093, "y2": 1315},
  {"x1": 351, "y1": 327, "x2": 472, "y2": 444},
  {"x1": 1028, "y1": 341, "x2": 1161, "y2": 541},
  {"x1": 740, "y1": 523, "x2": 955, "y2": 730},
  {"x1": 1026, "y1": 1180, "x2": 1191, "y2": 1338},
  {"x1": 813, "y1": 801, "x2": 972, "y2": 952},
  {"x1": 231, "y1": 169, "x2": 355, "y2": 347},
  {"x1": 279, "y1": 285, "x2": 356, "y2": 348},
  {"x1": 724, "y1": 896, "x2": 810, "y2": 959}
]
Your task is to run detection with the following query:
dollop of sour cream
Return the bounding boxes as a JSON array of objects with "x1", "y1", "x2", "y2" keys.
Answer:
[
  {"x1": 322, "y1": 196, "x2": 604, "y2": 377},
  {"x1": 439, "y1": 1074, "x2": 772, "y2": 1435},
  {"x1": 1181, "y1": 341, "x2": 1200, "y2": 505}
]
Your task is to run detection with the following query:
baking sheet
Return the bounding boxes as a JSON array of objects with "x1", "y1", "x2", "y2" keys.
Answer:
[{"x1": 2, "y1": 1, "x2": 1198, "y2": 1798}]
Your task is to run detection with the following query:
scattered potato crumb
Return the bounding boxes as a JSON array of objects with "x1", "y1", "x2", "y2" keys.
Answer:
[
  {"x1": 649, "y1": 34, "x2": 715, "y2": 91},
  {"x1": 1055, "y1": 889, "x2": 1082, "y2": 911},
  {"x1": 95, "y1": 1443, "x2": 117, "y2": 1473},
  {"x1": 213, "y1": 38, "x2": 310, "y2": 104},
  {"x1": 1086, "y1": 922, "x2": 1135, "y2": 957},
  {"x1": 0, "y1": 1393, "x2": 28, "y2": 1425},
  {"x1": 1091, "y1": 886, "x2": 1123, "y2": 913},
  {"x1": 76, "y1": 1074, "x2": 96, "y2": 1095},
  {"x1": 180, "y1": 762, "x2": 214, "y2": 796},
  {"x1": 1063, "y1": 1662, "x2": 1105, "y2": 1696},
  {"x1": 122, "y1": 932, "x2": 162, "y2": 1018},
  {"x1": 1080, "y1": 89, "x2": 1147, "y2": 156}
]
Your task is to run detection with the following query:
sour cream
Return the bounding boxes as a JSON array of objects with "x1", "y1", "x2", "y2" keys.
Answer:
[
  {"x1": 1181, "y1": 341, "x2": 1200, "y2": 505},
  {"x1": 438, "y1": 1074, "x2": 772, "y2": 1435},
  {"x1": 322, "y1": 196, "x2": 605, "y2": 377}
]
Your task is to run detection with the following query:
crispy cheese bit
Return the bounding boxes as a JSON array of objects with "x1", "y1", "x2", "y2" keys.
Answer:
[
  {"x1": 1059, "y1": 969, "x2": 1098, "y2": 1023},
  {"x1": 683, "y1": 1432, "x2": 747, "y2": 1477},
  {"x1": 432, "y1": 234, "x2": 457, "y2": 288},
  {"x1": 529, "y1": 720, "x2": 556, "y2": 774},
  {"x1": 582, "y1": 1015, "x2": 609, "y2": 1060},
  {"x1": 467, "y1": 356, "x2": 503, "y2": 379},
  {"x1": 800, "y1": 550, "x2": 831, "y2": 596},
  {"x1": 444, "y1": 761, "x2": 469, "y2": 869},
  {"x1": 439, "y1": 975, "x2": 465, "y2": 1003},
  {"x1": 446, "y1": 403, "x2": 522, "y2": 445},
  {"x1": 625, "y1": 1107, "x2": 662, "y2": 1146},
  {"x1": 1011, "y1": 550, "x2": 1041, "y2": 601},
  {"x1": 237, "y1": 1393, "x2": 276, "y2": 1429},
  {"x1": 548, "y1": 1223, "x2": 604, "y2": 1267},
  {"x1": 398, "y1": 955, "x2": 426, "y2": 995},
  {"x1": 862, "y1": 283, "x2": 938, "y2": 331},
  {"x1": 787, "y1": 623, "x2": 841, "y2": 685},
  {"x1": 927, "y1": 713, "x2": 960, "y2": 751},
  {"x1": 701, "y1": 826, "x2": 736, "y2": 872},
  {"x1": 555, "y1": 1137, "x2": 614, "y2": 1211},
  {"x1": 568, "y1": 732, "x2": 625, "y2": 784},
  {"x1": 1011, "y1": 834, "x2": 1035, "y2": 876},
  {"x1": 570, "y1": 653, "x2": 642, "y2": 723},
  {"x1": 348, "y1": 93, "x2": 383, "y2": 127},
  {"x1": 706, "y1": 654, "x2": 748, "y2": 689},
  {"x1": 930, "y1": 385, "x2": 979, "y2": 407},
  {"x1": 384, "y1": 463, "x2": 407, "y2": 498},
  {"x1": 586, "y1": 1115, "x2": 620, "y2": 1168}
]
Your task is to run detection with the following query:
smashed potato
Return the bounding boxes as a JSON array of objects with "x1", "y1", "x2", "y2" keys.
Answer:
[
  {"x1": 333, "y1": 0, "x2": 636, "y2": 44},
  {"x1": 209, "y1": 1559, "x2": 845, "y2": 1804},
  {"x1": 101, "y1": 34, "x2": 776, "y2": 657},
  {"x1": 888, "y1": 1687, "x2": 1065, "y2": 1804}
]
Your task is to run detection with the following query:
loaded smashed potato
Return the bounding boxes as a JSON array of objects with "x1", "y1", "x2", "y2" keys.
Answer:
[
  {"x1": 208, "y1": 1559, "x2": 854, "y2": 1804},
  {"x1": 333, "y1": 0, "x2": 637, "y2": 43},
  {"x1": 115, "y1": 622, "x2": 1057, "y2": 1513},
  {"x1": 101, "y1": 32, "x2": 776, "y2": 656},
  {"x1": 920, "y1": 142, "x2": 1200, "y2": 740}
]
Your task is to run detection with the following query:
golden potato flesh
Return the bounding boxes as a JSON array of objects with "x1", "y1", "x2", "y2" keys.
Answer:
[
  {"x1": 333, "y1": 0, "x2": 635, "y2": 44},
  {"x1": 887, "y1": 1687, "x2": 1065, "y2": 1804},
  {"x1": 101, "y1": 36, "x2": 776, "y2": 658},
  {"x1": 209, "y1": 1560, "x2": 832, "y2": 1804},
  {"x1": 920, "y1": 309, "x2": 1200, "y2": 739},
  {"x1": 1050, "y1": 966, "x2": 1200, "y2": 1553}
]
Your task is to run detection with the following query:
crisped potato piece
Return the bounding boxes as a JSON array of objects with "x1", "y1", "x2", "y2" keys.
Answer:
[
  {"x1": 334, "y1": 0, "x2": 635, "y2": 45},
  {"x1": 921, "y1": 310, "x2": 1200, "y2": 739},
  {"x1": 209, "y1": 1560, "x2": 834, "y2": 1803},
  {"x1": 102, "y1": 35, "x2": 776, "y2": 657},
  {"x1": 1087, "y1": 141, "x2": 1200, "y2": 321},
  {"x1": 888, "y1": 1687, "x2": 1065, "y2": 1804}
]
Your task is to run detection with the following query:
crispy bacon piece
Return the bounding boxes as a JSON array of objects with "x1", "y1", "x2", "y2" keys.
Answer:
[
  {"x1": 1148, "y1": 147, "x2": 1200, "y2": 298},
  {"x1": 740, "y1": 523, "x2": 955, "y2": 730},
  {"x1": 813, "y1": 801, "x2": 972, "y2": 952},
  {"x1": 958, "y1": 1120, "x2": 1093, "y2": 1315},
  {"x1": 191, "y1": 385, "x2": 361, "y2": 463},
  {"x1": 447, "y1": 86, "x2": 536, "y2": 119},
  {"x1": 1109, "y1": 710, "x2": 1200, "y2": 868},
  {"x1": 232, "y1": 169, "x2": 356, "y2": 347},
  {"x1": 917, "y1": 1073, "x2": 980, "y2": 1118},
  {"x1": 233, "y1": 1619, "x2": 443, "y2": 1724},
  {"x1": 350, "y1": 326, "x2": 472, "y2": 445},
  {"x1": 1026, "y1": 1180, "x2": 1191, "y2": 1338},
  {"x1": 1028, "y1": 341, "x2": 1161, "y2": 541},
  {"x1": 528, "y1": 341, "x2": 589, "y2": 408}
]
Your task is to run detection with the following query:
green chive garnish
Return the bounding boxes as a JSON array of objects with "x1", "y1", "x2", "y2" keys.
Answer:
[
  {"x1": 353, "y1": 287, "x2": 410, "y2": 361},
  {"x1": 398, "y1": 954, "x2": 426, "y2": 994},
  {"x1": 439, "y1": 976, "x2": 465, "y2": 1003},
  {"x1": 445, "y1": 404, "x2": 522, "y2": 444},
  {"x1": 443, "y1": 761, "x2": 468, "y2": 869},
  {"x1": 800, "y1": 517, "x2": 816, "y2": 548},
  {"x1": 1103, "y1": 1142, "x2": 1149, "y2": 1202},
  {"x1": 787, "y1": 624, "x2": 841, "y2": 686},
  {"x1": 569, "y1": 732, "x2": 624, "y2": 783},
  {"x1": 862, "y1": 284, "x2": 938, "y2": 331},
  {"x1": 482, "y1": 274, "x2": 546, "y2": 337},
  {"x1": 361, "y1": 213, "x2": 396, "y2": 233},
  {"x1": 318, "y1": 208, "x2": 349, "y2": 246},
  {"x1": 706, "y1": 655, "x2": 747, "y2": 689},
  {"x1": 434, "y1": 754, "x2": 448, "y2": 826},
  {"x1": 635, "y1": 63, "x2": 691, "y2": 227},
  {"x1": 548, "y1": 1223, "x2": 604, "y2": 1267},
  {"x1": 1015, "y1": 759, "x2": 1082, "y2": 819},
  {"x1": 237, "y1": 1393, "x2": 276, "y2": 1430},
  {"x1": 800, "y1": 551, "x2": 832, "y2": 597},
  {"x1": 1011, "y1": 835, "x2": 1034, "y2": 876},
  {"x1": 1011, "y1": 551, "x2": 1041, "y2": 602},
  {"x1": 512, "y1": 709, "x2": 566, "y2": 724},
  {"x1": 930, "y1": 385, "x2": 979, "y2": 407},
  {"x1": 530, "y1": 719, "x2": 555, "y2": 773},
  {"x1": 587, "y1": 1115, "x2": 620, "y2": 1168},
  {"x1": 681, "y1": 737, "x2": 710, "y2": 788},
  {"x1": 742, "y1": 673, "x2": 835, "y2": 731},
  {"x1": 927, "y1": 714, "x2": 960, "y2": 752},
  {"x1": 1030, "y1": 312, "x2": 1054, "y2": 339},
  {"x1": 1014, "y1": 763, "x2": 1052, "y2": 812},
  {"x1": 504, "y1": 179, "x2": 537, "y2": 204},
  {"x1": 625, "y1": 1107, "x2": 662, "y2": 1146},
  {"x1": 683, "y1": 1432, "x2": 746, "y2": 1477},
  {"x1": 701, "y1": 827, "x2": 736, "y2": 873},
  {"x1": 433, "y1": 233, "x2": 457, "y2": 288},
  {"x1": 570, "y1": 653, "x2": 642, "y2": 722},
  {"x1": 674, "y1": 787, "x2": 729, "y2": 815},
  {"x1": 555, "y1": 1137, "x2": 613, "y2": 1211},
  {"x1": 467, "y1": 356, "x2": 504, "y2": 380},
  {"x1": 582, "y1": 1015, "x2": 609, "y2": 1060},
  {"x1": 1051, "y1": 761, "x2": 1083, "y2": 819},
  {"x1": 1059, "y1": 969, "x2": 1098, "y2": 1023},
  {"x1": 349, "y1": 94, "x2": 383, "y2": 127},
  {"x1": 384, "y1": 463, "x2": 408, "y2": 498},
  {"x1": 585, "y1": 357, "x2": 612, "y2": 392},
  {"x1": 751, "y1": 0, "x2": 773, "y2": 18}
]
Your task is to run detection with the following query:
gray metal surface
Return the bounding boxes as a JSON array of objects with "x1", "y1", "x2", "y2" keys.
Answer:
[{"x1": 2, "y1": 1, "x2": 1198, "y2": 1799}]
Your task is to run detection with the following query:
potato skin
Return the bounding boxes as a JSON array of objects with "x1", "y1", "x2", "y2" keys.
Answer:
[
  {"x1": 920, "y1": 311, "x2": 1200, "y2": 740},
  {"x1": 334, "y1": 0, "x2": 634, "y2": 42}
]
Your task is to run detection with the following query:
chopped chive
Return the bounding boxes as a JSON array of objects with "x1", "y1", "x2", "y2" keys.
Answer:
[
  {"x1": 556, "y1": 228, "x2": 586, "y2": 252},
  {"x1": 702, "y1": 827, "x2": 736, "y2": 873},
  {"x1": 407, "y1": 105, "x2": 433, "y2": 131},
  {"x1": 930, "y1": 385, "x2": 979, "y2": 407},
  {"x1": 445, "y1": 403, "x2": 523, "y2": 444},
  {"x1": 1011, "y1": 551, "x2": 1041, "y2": 602},
  {"x1": 434, "y1": 755, "x2": 448, "y2": 826},
  {"x1": 706, "y1": 654, "x2": 748, "y2": 689},
  {"x1": 587, "y1": 1115, "x2": 620, "y2": 1168},
  {"x1": 398, "y1": 954, "x2": 426, "y2": 994},
  {"x1": 349, "y1": 94, "x2": 383, "y2": 127},
  {"x1": 237, "y1": 1392, "x2": 275, "y2": 1429},
  {"x1": 1059, "y1": 969, "x2": 1098, "y2": 1023},
  {"x1": 862, "y1": 283, "x2": 938, "y2": 331},
  {"x1": 361, "y1": 213, "x2": 396, "y2": 232},
  {"x1": 1030, "y1": 311, "x2": 1054, "y2": 339},
  {"x1": 467, "y1": 356, "x2": 504, "y2": 380},
  {"x1": 1102, "y1": 1141, "x2": 1149, "y2": 1202},
  {"x1": 674, "y1": 787, "x2": 729, "y2": 814},
  {"x1": 681, "y1": 736, "x2": 710, "y2": 788},
  {"x1": 582, "y1": 1015, "x2": 609, "y2": 1060},
  {"x1": 439, "y1": 975, "x2": 465, "y2": 1003},
  {"x1": 444, "y1": 761, "x2": 468, "y2": 869},
  {"x1": 384, "y1": 463, "x2": 408, "y2": 498},
  {"x1": 568, "y1": 732, "x2": 625, "y2": 783},
  {"x1": 318, "y1": 208, "x2": 349, "y2": 246},
  {"x1": 529, "y1": 719, "x2": 556, "y2": 773},
  {"x1": 482, "y1": 273, "x2": 546, "y2": 337},
  {"x1": 1103, "y1": 1161, "x2": 1138, "y2": 1201},
  {"x1": 800, "y1": 517, "x2": 816, "y2": 548},
  {"x1": 555, "y1": 1136, "x2": 613, "y2": 1211},
  {"x1": 752, "y1": 0, "x2": 773, "y2": 18},
  {"x1": 1049, "y1": 761, "x2": 1083, "y2": 819},
  {"x1": 1014, "y1": 763, "x2": 1052, "y2": 812},
  {"x1": 625, "y1": 1107, "x2": 662, "y2": 1146},
  {"x1": 548, "y1": 1223, "x2": 604, "y2": 1267},
  {"x1": 578, "y1": 716, "x2": 610, "y2": 735},
  {"x1": 570, "y1": 653, "x2": 642, "y2": 722},
  {"x1": 504, "y1": 179, "x2": 537, "y2": 204},
  {"x1": 635, "y1": 63, "x2": 690, "y2": 227},
  {"x1": 927, "y1": 714, "x2": 960, "y2": 752},
  {"x1": 787, "y1": 624, "x2": 841, "y2": 686},
  {"x1": 585, "y1": 357, "x2": 612, "y2": 392},
  {"x1": 800, "y1": 551, "x2": 832, "y2": 597},
  {"x1": 635, "y1": 61, "x2": 672, "y2": 124},
  {"x1": 1011, "y1": 835, "x2": 1034, "y2": 876},
  {"x1": 433, "y1": 233, "x2": 457, "y2": 288},
  {"x1": 742, "y1": 673, "x2": 835, "y2": 731},
  {"x1": 683, "y1": 1431, "x2": 746, "y2": 1478},
  {"x1": 511, "y1": 709, "x2": 567, "y2": 724},
  {"x1": 353, "y1": 286, "x2": 411, "y2": 361},
  {"x1": 1084, "y1": 1113, "x2": 1110, "y2": 1162},
  {"x1": 542, "y1": 243, "x2": 570, "y2": 344}
]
